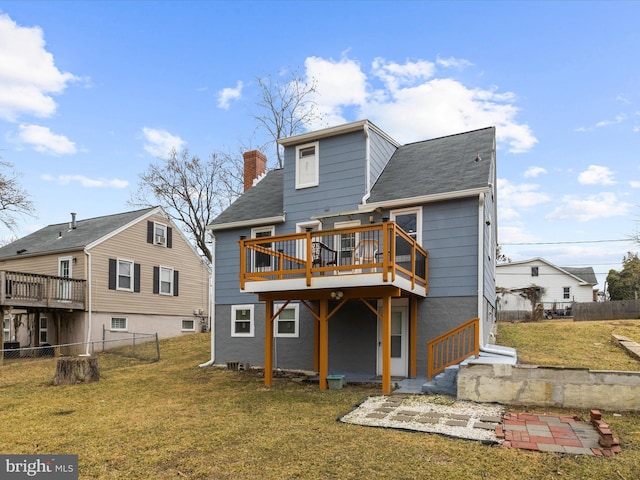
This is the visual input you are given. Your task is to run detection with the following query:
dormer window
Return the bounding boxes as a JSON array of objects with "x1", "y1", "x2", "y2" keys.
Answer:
[
  {"x1": 154, "y1": 223, "x2": 167, "y2": 247},
  {"x1": 295, "y1": 142, "x2": 319, "y2": 189}
]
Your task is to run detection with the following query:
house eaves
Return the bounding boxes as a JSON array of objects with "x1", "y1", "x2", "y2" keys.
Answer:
[
  {"x1": 207, "y1": 215, "x2": 286, "y2": 232},
  {"x1": 278, "y1": 119, "x2": 400, "y2": 148},
  {"x1": 360, "y1": 186, "x2": 490, "y2": 213}
]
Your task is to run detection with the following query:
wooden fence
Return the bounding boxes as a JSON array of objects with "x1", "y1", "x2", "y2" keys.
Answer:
[{"x1": 572, "y1": 299, "x2": 640, "y2": 321}]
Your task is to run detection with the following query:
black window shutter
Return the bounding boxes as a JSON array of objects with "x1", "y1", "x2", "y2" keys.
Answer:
[
  {"x1": 108, "y1": 258, "x2": 117, "y2": 290},
  {"x1": 153, "y1": 266, "x2": 159, "y2": 294},
  {"x1": 147, "y1": 221, "x2": 154, "y2": 244},
  {"x1": 134, "y1": 263, "x2": 141, "y2": 292},
  {"x1": 173, "y1": 270, "x2": 179, "y2": 296},
  {"x1": 167, "y1": 227, "x2": 173, "y2": 248}
]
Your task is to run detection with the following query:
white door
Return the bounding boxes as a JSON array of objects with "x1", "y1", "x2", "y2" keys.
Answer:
[
  {"x1": 58, "y1": 257, "x2": 72, "y2": 301},
  {"x1": 377, "y1": 305, "x2": 408, "y2": 377}
]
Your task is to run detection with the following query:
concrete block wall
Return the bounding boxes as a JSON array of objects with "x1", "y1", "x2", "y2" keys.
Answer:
[{"x1": 457, "y1": 363, "x2": 640, "y2": 412}]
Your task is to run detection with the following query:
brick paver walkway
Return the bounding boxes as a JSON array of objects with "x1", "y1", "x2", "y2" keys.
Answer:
[{"x1": 497, "y1": 410, "x2": 621, "y2": 456}]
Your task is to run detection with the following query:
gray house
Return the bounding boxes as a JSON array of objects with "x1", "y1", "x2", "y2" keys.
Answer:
[{"x1": 205, "y1": 120, "x2": 500, "y2": 393}]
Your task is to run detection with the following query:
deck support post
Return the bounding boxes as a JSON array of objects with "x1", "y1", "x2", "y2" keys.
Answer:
[
  {"x1": 318, "y1": 299, "x2": 329, "y2": 390},
  {"x1": 264, "y1": 299, "x2": 274, "y2": 387},
  {"x1": 381, "y1": 294, "x2": 392, "y2": 395},
  {"x1": 313, "y1": 309, "x2": 320, "y2": 372}
]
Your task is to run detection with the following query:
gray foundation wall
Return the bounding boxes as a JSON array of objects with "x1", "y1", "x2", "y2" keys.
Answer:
[{"x1": 457, "y1": 363, "x2": 640, "y2": 412}]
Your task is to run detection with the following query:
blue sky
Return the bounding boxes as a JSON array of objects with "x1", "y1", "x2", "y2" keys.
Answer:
[{"x1": 0, "y1": 1, "x2": 639, "y2": 291}]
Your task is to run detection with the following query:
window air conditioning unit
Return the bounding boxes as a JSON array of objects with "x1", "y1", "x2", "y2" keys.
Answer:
[{"x1": 155, "y1": 235, "x2": 165, "y2": 245}]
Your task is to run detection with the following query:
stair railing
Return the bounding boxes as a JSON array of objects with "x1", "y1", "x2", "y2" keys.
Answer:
[{"x1": 426, "y1": 317, "x2": 480, "y2": 381}]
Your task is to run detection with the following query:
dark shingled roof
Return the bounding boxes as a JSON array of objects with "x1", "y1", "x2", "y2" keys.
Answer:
[
  {"x1": 0, "y1": 207, "x2": 158, "y2": 260},
  {"x1": 563, "y1": 266, "x2": 598, "y2": 285},
  {"x1": 368, "y1": 127, "x2": 495, "y2": 203},
  {"x1": 210, "y1": 169, "x2": 284, "y2": 227}
]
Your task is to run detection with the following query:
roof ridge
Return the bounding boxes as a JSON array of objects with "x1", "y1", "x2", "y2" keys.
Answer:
[{"x1": 401, "y1": 126, "x2": 495, "y2": 147}]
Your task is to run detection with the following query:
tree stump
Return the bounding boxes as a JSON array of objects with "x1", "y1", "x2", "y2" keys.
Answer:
[{"x1": 53, "y1": 356, "x2": 100, "y2": 385}]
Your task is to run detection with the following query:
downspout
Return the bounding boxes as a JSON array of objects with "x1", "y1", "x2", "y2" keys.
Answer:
[
  {"x1": 199, "y1": 232, "x2": 216, "y2": 367},
  {"x1": 82, "y1": 249, "x2": 93, "y2": 356},
  {"x1": 361, "y1": 123, "x2": 371, "y2": 205},
  {"x1": 476, "y1": 193, "x2": 485, "y2": 347},
  {"x1": 476, "y1": 195, "x2": 516, "y2": 357}
]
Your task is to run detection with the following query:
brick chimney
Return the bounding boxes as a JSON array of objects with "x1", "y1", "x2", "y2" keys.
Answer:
[{"x1": 243, "y1": 150, "x2": 267, "y2": 191}]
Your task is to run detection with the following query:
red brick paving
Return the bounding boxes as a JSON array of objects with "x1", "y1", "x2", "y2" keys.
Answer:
[{"x1": 497, "y1": 410, "x2": 620, "y2": 456}]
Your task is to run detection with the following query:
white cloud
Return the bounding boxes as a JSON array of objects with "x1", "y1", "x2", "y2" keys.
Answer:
[
  {"x1": 142, "y1": 127, "x2": 186, "y2": 157},
  {"x1": 578, "y1": 165, "x2": 616, "y2": 185},
  {"x1": 498, "y1": 225, "x2": 538, "y2": 244},
  {"x1": 498, "y1": 178, "x2": 551, "y2": 211},
  {"x1": 546, "y1": 192, "x2": 632, "y2": 222},
  {"x1": 629, "y1": 180, "x2": 640, "y2": 188},
  {"x1": 303, "y1": 55, "x2": 537, "y2": 153},
  {"x1": 0, "y1": 13, "x2": 79, "y2": 121},
  {"x1": 217, "y1": 81, "x2": 243, "y2": 109},
  {"x1": 41, "y1": 173, "x2": 128, "y2": 188},
  {"x1": 523, "y1": 166, "x2": 547, "y2": 178},
  {"x1": 436, "y1": 55, "x2": 473, "y2": 69},
  {"x1": 11, "y1": 124, "x2": 76, "y2": 155}
]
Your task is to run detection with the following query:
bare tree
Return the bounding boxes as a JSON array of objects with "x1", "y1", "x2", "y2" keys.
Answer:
[
  {"x1": 0, "y1": 160, "x2": 35, "y2": 232},
  {"x1": 129, "y1": 149, "x2": 243, "y2": 262},
  {"x1": 252, "y1": 68, "x2": 323, "y2": 168}
]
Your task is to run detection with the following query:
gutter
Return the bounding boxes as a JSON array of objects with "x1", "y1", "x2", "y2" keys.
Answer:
[
  {"x1": 81, "y1": 249, "x2": 93, "y2": 356},
  {"x1": 199, "y1": 232, "x2": 216, "y2": 367},
  {"x1": 361, "y1": 123, "x2": 371, "y2": 205}
]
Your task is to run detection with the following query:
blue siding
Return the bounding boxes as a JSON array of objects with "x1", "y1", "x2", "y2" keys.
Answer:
[
  {"x1": 283, "y1": 131, "x2": 367, "y2": 226},
  {"x1": 422, "y1": 197, "x2": 479, "y2": 297}
]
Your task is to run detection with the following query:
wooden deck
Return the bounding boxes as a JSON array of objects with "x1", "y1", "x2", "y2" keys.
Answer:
[{"x1": 0, "y1": 270, "x2": 86, "y2": 310}]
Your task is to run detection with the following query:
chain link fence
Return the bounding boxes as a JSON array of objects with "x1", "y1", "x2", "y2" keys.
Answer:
[{"x1": 1, "y1": 328, "x2": 159, "y2": 369}]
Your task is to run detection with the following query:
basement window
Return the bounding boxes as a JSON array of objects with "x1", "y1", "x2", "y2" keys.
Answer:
[
  {"x1": 231, "y1": 305, "x2": 254, "y2": 337},
  {"x1": 274, "y1": 303, "x2": 299, "y2": 338}
]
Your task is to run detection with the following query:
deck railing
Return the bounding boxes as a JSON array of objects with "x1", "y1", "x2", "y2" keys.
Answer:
[
  {"x1": 0, "y1": 271, "x2": 86, "y2": 309},
  {"x1": 239, "y1": 221, "x2": 428, "y2": 293},
  {"x1": 426, "y1": 317, "x2": 479, "y2": 381}
]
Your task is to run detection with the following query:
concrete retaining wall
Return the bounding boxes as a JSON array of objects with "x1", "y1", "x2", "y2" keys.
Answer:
[{"x1": 457, "y1": 363, "x2": 640, "y2": 412}]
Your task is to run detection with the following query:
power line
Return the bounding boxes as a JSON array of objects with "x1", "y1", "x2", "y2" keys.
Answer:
[{"x1": 501, "y1": 239, "x2": 633, "y2": 246}]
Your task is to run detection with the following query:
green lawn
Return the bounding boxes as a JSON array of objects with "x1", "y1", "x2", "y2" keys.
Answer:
[{"x1": 1, "y1": 325, "x2": 639, "y2": 479}]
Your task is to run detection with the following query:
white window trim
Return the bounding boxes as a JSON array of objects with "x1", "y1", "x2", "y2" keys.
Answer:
[
  {"x1": 296, "y1": 221, "x2": 322, "y2": 260},
  {"x1": 110, "y1": 317, "x2": 128, "y2": 331},
  {"x1": 181, "y1": 319, "x2": 196, "y2": 332},
  {"x1": 159, "y1": 266, "x2": 174, "y2": 296},
  {"x1": 58, "y1": 256, "x2": 73, "y2": 278},
  {"x1": 274, "y1": 303, "x2": 299, "y2": 338},
  {"x1": 39, "y1": 316, "x2": 48, "y2": 343},
  {"x1": 117, "y1": 258, "x2": 134, "y2": 292},
  {"x1": 231, "y1": 304, "x2": 254, "y2": 337},
  {"x1": 154, "y1": 222, "x2": 168, "y2": 247},
  {"x1": 563, "y1": 287, "x2": 571, "y2": 300},
  {"x1": 251, "y1": 226, "x2": 275, "y2": 272},
  {"x1": 390, "y1": 207, "x2": 423, "y2": 245},
  {"x1": 3, "y1": 317, "x2": 10, "y2": 342},
  {"x1": 295, "y1": 141, "x2": 319, "y2": 189}
]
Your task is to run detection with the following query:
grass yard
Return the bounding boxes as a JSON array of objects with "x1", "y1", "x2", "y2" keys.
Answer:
[
  {"x1": 1, "y1": 325, "x2": 639, "y2": 479},
  {"x1": 496, "y1": 319, "x2": 640, "y2": 370}
]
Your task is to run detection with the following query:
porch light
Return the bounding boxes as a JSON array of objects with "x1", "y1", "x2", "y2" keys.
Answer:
[{"x1": 330, "y1": 290, "x2": 344, "y2": 300}]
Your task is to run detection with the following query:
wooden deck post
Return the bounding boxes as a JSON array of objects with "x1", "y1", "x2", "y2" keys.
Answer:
[
  {"x1": 381, "y1": 294, "x2": 392, "y2": 394},
  {"x1": 319, "y1": 299, "x2": 329, "y2": 390},
  {"x1": 264, "y1": 300, "x2": 273, "y2": 387}
]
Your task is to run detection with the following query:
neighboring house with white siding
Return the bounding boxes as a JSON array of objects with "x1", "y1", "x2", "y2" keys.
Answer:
[
  {"x1": 496, "y1": 257, "x2": 597, "y2": 316},
  {"x1": 205, "y1": 120, "x2": 503, "y2": 393},
  {"x1": 1, "y1": 207, "x2": 210, "y2": 354}
]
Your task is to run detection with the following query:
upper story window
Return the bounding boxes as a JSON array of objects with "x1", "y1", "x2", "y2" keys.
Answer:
[
  {"x1": 295, "y1": 142, "x2": 319, "y2": 189},
  {"x1": 563, "y1": 287, "x2": 571, "y2": 299},
  {"x1": 154, "y1": 223, "x2": 167, "y2": 246},
  {"x1": 390, "y1": 207, "x2": 422, "y2": 245},
  {"x1": 531, "y1": 266, "x2": 539, "y2": 277},
  {"x1": 117, "y1": 259, "x2": 134, "y2": 291},
  {"x1": 159, "y1": 266, "x2": 174, "y2": 295},
  {"x1": 147, "y1": 221, "x2": 172, "y2": 248}
]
